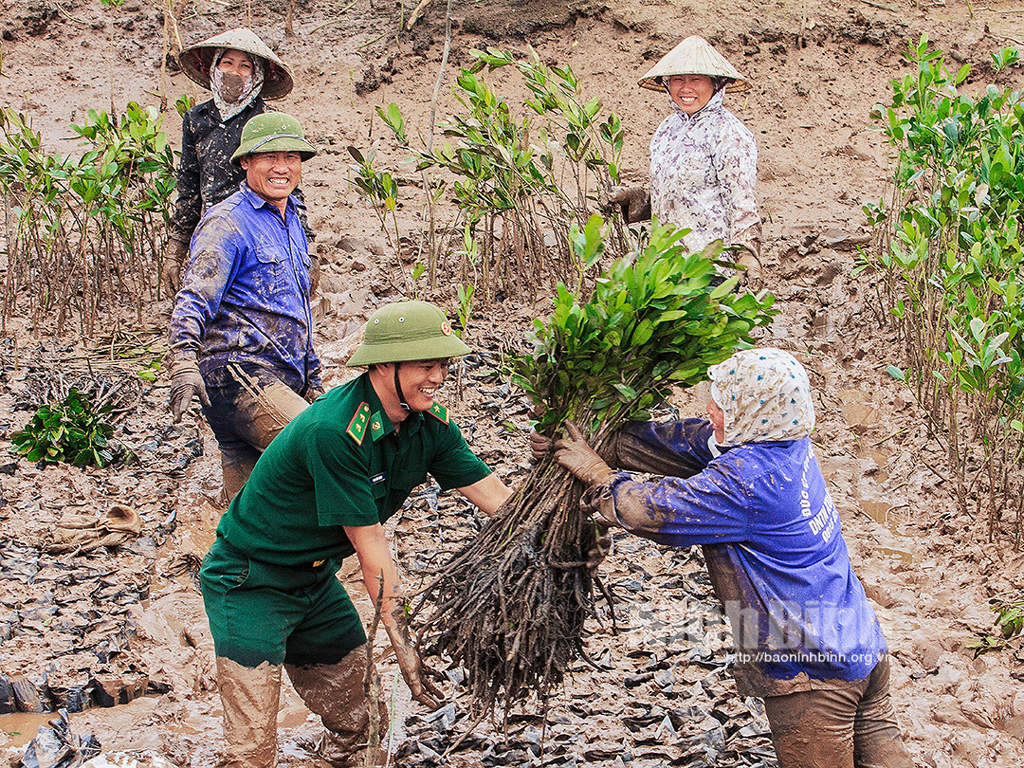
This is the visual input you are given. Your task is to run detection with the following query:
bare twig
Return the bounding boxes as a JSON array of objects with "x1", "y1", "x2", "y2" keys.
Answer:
[
  {"x1": 286, "y1": 0, "x2": 297, "y2": 36},
  {"x1": 873, "y1": 426, "x2": 908, "y2": 446},
  {"x1": 422, "y1": 0, "x2": 454, "y2": 286},
  {"x1": 363, "y1": 573, "x2": 386, "y2": 768},
  {"x1": 357, "y1": 32, "x2": 388, "y2": 50},
  {"x1": 54, "y1": 3, "x2": 89, "y2": 24},
  {"x1": 986, "y1": 31, "x2": 1024, "y2": 46},
  {"x1": 440, "y1": 709, "x2": 489, "y2": 759},
  {"x1": 407, "y1": 0, "x2": 433, "y2": 29}
]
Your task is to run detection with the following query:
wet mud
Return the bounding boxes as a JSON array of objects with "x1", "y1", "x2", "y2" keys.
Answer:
[{"x1": 3, "y1": 0, "x2": 1024, "y2": 766}]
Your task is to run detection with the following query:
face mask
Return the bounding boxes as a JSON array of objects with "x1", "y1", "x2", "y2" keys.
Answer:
[
  {"x1": 218, "y1": 71, "x2": 248, "y2": 103},
  {"x1": 209, "y1": 48, "x2": 265, "y2": 122}
]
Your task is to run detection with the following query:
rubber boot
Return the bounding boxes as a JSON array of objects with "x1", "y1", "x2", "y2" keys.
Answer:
[
  {"x1": 286, "y1": 644, "x2": 389, "y2": 768},
  {"x1": 215, "y1": 657, "x2": 282, "y2": 768}
]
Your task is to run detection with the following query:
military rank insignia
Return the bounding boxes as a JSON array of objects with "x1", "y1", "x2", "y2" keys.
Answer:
[
  {"x1": 346, "y1": 402, "x2": 372, "y2": 444},
  {"x1": 427, "y1": 400, "x2": 450, "y2": 424}
]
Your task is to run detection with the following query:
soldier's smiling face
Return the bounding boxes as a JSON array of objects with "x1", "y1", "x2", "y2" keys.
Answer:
[{"x1": 397, "y1": 359, "x2": 451, "y2": 412}]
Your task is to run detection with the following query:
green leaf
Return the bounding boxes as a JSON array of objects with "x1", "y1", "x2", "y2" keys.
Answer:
[
  {"x1": 612, "y1": 383, "x2": 638, "y2": 400},
  {"x1": 709, "y1": 275, "x2": 740, "y2": 300},
  {"x1": 631, "y1": 318, "x2": 654, "y2": 346}
]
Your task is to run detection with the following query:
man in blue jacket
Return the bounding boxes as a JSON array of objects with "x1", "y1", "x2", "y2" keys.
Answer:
[
  {"x1": 167, "y1": 112, "x2": 322, "y2": 501},
  {"x1": 544, "y1": 349, "x2": 914, "y2": 768}
]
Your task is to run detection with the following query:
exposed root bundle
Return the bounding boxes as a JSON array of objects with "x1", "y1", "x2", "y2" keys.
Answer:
[{"x1": 417, "y1": 456, "x2": 597, "y2": 715}]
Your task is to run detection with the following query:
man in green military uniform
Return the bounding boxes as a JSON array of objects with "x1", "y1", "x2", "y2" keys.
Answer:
[{"x1": 199, "y1": 300, "x2": 512, "y2": 768}]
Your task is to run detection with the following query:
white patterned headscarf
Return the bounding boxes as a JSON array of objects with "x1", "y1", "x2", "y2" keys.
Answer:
[
  {"x1": 210, "y1": 48, "x2": 265, "y2": 122},
  {"x1": 709, "y1": 348, "x2": 815, "y2": 445}
]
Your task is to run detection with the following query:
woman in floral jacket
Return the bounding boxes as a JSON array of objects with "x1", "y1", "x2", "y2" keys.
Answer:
[{"x1": 612, "y1": 36, "x2": 762, "y2": 280}]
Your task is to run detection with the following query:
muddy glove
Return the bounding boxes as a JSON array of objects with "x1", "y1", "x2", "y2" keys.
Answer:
[
  {"x1": 608, "y1": 186, "x2": 652, "y2": 224},
  {"x1": 385, "y1": 610, "x2": 444, "y2": 710},
  {"x1": 43, "y1": 504, "x2": 143, "y2": 555},
  {"x1": 304, "y1": 384, "x2": 326, "y2": 404},
  {"x1": 161, "y1": 237, "x2": 189, "y2": 294},
  {"x1": 169, "y1": 359, "x2": 211, "y2": 423},
  {"x1": 533, "y1": 426, "x2": 618, "y2": 464},
  {"x1": 735, "y1": 250, "x2": 762, "y2": 290},
  {"x1": 554, "y1": 420, "x2": 616, "y2": 486},
  {"x1": 529, "y1": 430, "x2": 551, "y2": 461}
]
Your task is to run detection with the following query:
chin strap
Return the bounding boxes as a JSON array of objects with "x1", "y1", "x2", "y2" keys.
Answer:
[{"x1": 393, "y1": 362, "x2": 410, "y2": 412}]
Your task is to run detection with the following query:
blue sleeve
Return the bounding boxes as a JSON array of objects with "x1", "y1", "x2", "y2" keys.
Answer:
[
  {"x1": 167, "y1": 214, "x2": 242, "y2": 360},
  {"x1": 604, "y1": 447, "x2": 752, "y2": 547},
  {"x1": 306, "y1": 354, "x2": 324, "y2": 390},
  {"x1": 616, "y1": 418, "x2": 716, "y2": 477}
]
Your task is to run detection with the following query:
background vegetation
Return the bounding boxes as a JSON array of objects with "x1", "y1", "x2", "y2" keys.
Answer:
[
  {"x1": 0, "y1": 103, "x2": 176, "y2": 334},
  {"x1": 863, "y1": 35, "x2": 1024, "y2": 546}
]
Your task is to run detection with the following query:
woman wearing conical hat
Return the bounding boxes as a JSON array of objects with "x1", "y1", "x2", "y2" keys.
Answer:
[
  {"x1": 163, "y1": 28, "x2": 310, "y2": 292},
  {"x1": 612, "y1": 36, "x2": 762, "y2": 282}
]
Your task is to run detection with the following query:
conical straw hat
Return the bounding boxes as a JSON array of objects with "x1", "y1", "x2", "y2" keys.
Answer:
[
  {"x1": 178, "y1": 27, "x2": 294, "y2": 100},
  {"x1": 639, "y1": 36, "x2": 749, "y2": 93}
]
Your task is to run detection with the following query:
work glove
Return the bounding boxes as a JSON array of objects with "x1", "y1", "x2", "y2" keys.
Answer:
[
  {"x1": 161, "y1": 237, "x2": 190, "y2": 295},
  {"x1": 607, "y1": 186, "x2": 652, "y2": 224},
  {"x1": 168, "y1": 359, "x2": 211, "y2": 423},
  {"x1": 385, "y1": 610, "x2": 444, "y2": 710},
  {"x1": 531, "y1": 424, "x2": 618, "y2": 465},
  {"x1": 42, "y1": 504, "x2": 143, "y2": 555},
  {"x1": 529, "y1": 430, "x2": 551, "y2": 461},
  {"x1": 735, "y1": 249, "x2": 762, "y2": 290},
  {"x1": 554, "y1": 420, "x2": 616, "y2": 486}
]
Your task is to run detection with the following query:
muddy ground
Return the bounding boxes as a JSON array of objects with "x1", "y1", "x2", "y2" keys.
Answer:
[{"x1": 3, "y1": 0, "x2": 1024, "y2": 766}]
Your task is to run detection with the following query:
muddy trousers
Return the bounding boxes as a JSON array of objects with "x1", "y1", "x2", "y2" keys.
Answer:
[
  {"x1": 215, "y1": 651, "x2": 386, "y2": 768},
  {"x1": 762, "y1": 656, "x2": 914, "y2": 768},
  {"x1": 201, "y1": 538, "x2": 379, "y2": 767},
  {"x1": 201, "y1": 362, "x2": 310, "y2": 501}
]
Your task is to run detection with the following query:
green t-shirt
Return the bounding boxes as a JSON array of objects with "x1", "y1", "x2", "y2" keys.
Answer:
[{"x1": 217, "y1": 372, "x2": 492, "y2": 565}]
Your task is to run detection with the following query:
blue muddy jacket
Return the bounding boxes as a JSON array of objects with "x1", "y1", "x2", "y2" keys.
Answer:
[
  {"x1": 597, "y1": 418, "x2": 887, "y2": 696},
  {"x1": 168, "y1": 182, "x2": 321, "y2": 392}
]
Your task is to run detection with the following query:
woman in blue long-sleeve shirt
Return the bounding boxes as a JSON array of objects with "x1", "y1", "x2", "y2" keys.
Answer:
[{"x1": 550, "y1": 349, "x2": 914, "y2": 768}]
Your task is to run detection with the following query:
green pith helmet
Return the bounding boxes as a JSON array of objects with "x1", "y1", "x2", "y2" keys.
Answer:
[
  {"x1": 229, "y1": 112, "x2": 317, "y2": 167},
  {"x1": 347, "y1": 301, "x2": 471, "y2": 367},
  {"x1": 179, "y1": 27, "x2": 294, "y2": 100}
]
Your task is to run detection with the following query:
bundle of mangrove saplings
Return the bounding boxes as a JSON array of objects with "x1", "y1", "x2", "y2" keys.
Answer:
[{"x1": 418, "y1": 216, "x2": 776, "y2": 715}]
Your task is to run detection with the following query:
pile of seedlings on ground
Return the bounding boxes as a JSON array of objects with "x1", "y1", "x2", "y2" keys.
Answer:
[
  {"x1": 416, "y1": 217, "x2": 776, "y2": 717},
  {"x1": 0, "y1": 343, "x2": 207, "y2": 715}
]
